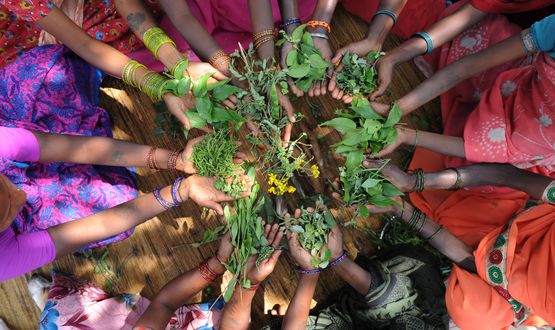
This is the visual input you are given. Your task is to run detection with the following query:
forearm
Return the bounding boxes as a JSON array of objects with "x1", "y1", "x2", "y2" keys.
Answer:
[
  {"x1": 331, "y1": 257, "x2": 371, "y2": 295},
  {"x1": 278, "y1": 0, "x2": 300, "y2": 23},
  {"x1": 282, "y1": 273, "x2": 319, "y2": 330},
  {"x1": 366, "y1": 0, "x2": 407, "y2": 45},
  {"x1": 115, "y1": 0, "x2": 182, "y2": 70},
  {"x1": 220, "y1": 286, "x2": 257, "y2": 330},
  {"x1": 48, "y1": 185, "x2": 174, "y2": 256},
  {"x1": 135, "y1": 257, "x2": 224, "y2": 328},
  {"x1": 394, "y1": 204, "x2": 476, "y2": 272},
  {"x1": 400, "y1": 127, "x2": 465, "y2": 158},
  {"x1": 397, "y1": 34, "x2": 526, "y2": 114},
  {"x1": 158, "y1": 0, "x2": 223, "y2": 61},
  {"x1": 249, "y1": 0, "x2": 276, "y2": 60},
  {"x1": 421, "y1": 164, "x2": 552, "y2": 199},
  {"x1": 33, "y1": 132, "x2": 175, "y2": 169},
  {"x1": 384, "y1": 2, "x2": 486, "y2": 67},
  {"x1": 310, "y1": 0, "x2": 338, "y2": 26}
]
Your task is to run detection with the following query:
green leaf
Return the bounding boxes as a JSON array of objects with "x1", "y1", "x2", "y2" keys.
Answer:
[
  {"x1": 185, "y1": 111, "x2": 208, "y2": 129},
  {"x1": 192, "y1": 73, "x2": 212, "y2": 97},
  {"x1": 287, "y1": 64, "x2": 311, "y2": 78},
  {"x1": 309, "y1": 54, "x2": 329, "y2": 69},
  {"x1": 269, "y1": 84, "x2": 280, "y2": 119},
  {"x1": 382, "y1": 182, "x2": 403, "y2": 197},
  {"x1": 320, "y1": 117, "x2": 356, "y2": 134},
  {"x1": 358, "y1": 204, "x2": 370, "y2": 217},
  {"x1": 212, "y1": 84, "x2": 241, "y2": 102},
  {"x1": 291, "y1": 225, "x2": 305, "y2": 233},
  {"x1": 345, "y1": 151, "x2": 364, "y2": 171},
  {"x1": 195, "y1": 96, "x2": 213, "y2": 120},
  {"x1": 362, "y1": 177, "x2": 381, "y2": 189},
  {"x1": 207, "y1": 78, "x2": 231, "y2": 91},
  {"x1": 224, "y1": 276, "x2": 238, "y2": 302},
  {"x1": 292, "y1": 24, "x2": 306, "y2": 41},
  {"x1": 176, "y1": 78, "x2": 191, "y2": 96},
  {"x1": 384, "y1": 103, "x2": 402, "y2": 127},
  {"x1": 287, "y1": 50, "x2": 298, "y2": 67},
  {"x1": 302, "y1": 31, "x2": 314, "y2": 46}
]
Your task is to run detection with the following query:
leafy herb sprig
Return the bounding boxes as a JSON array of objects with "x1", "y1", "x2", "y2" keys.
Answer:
[
  {"x1": 277, "y1": 24, "x2": 331, "y2": 92},
  {"x1": 335, "y1": 51, "x2": 384, "y2": 96}
]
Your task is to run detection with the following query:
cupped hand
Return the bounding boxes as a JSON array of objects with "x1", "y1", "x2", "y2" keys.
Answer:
[
  {"x1": 326, "y1": 223, "x2": 344, "y2": 262},
  {"x1": 363, "y1": 159, "x2": 415, "y2": 192},
  {"x1": 180, "y1": 175, "x2": 251, "y2": 215},
  {"x1": 285, "y1": 209, "x2": 316, "y2": 270},
  {"x1": 308, "y1": 37, "x2": 333, "y2": 98},
  {"x1": 369, "y1": 56, "x2": 395, "y2": 100},
  {"x1": 176, "y1": 136, "x2": 247, "y2": 174},
  {"x1": 162, "y1": 93, "x2": 195, "y2": 130},
  {"x1": 186, "y1": 61, "x2": 228, "y2": 83},
  {"x1": 216, "y1": 232, "x2": 233, "y2": 264},
  {"x1": 247, "y1": 223, "x2": 284, "y2": 285}
]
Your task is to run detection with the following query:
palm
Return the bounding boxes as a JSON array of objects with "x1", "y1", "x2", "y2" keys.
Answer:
[
  {"x1": 187, "y1": 62, "x2": 228, "y2": 83},
  {"x1": 247, "y1": 257, "x2": 277, "y2": 284},
  {"x1": 175, "y1": 136, "x2": 205, "y2": 174},
  {"x1": 181, "y1": 175, "x2": 236, "y2": 215},
  {"x1": 163, "y1": 93, "x2": 195, "y2": 129}
]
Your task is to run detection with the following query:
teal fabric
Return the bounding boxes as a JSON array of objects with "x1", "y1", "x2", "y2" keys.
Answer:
[{"x1": 531, "y1": 14, "x2": 555, "y2": 58}]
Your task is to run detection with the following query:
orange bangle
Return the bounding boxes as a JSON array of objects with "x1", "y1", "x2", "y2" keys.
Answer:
[{"x1": 307, "y1": 20, "x2": 331, "y2": 33}]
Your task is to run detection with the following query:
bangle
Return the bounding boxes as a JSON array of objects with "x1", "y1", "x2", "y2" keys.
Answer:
[
  {"x1": 520, "y1": 28, "x2": 538, "y2": 55},
  {"x1": 138, "y1": 71, "x2": 167, "y2": 101},
  {"x1": 426, "y1": 225, "x2": 444, "y2": 241},
  {"x1": 446, "y1": 167, "x2": 462, "y2": 190},
  {"x1": 143, "y1": 27, "x2": 176, "y2": 60},
  {"x1": 413, "y1": 168, "x2": 425, "y2": 192},
  {"x1": 373, "y1": 9, "x2": 397, "y2": 26},
  {"x1": 167, "y1": 150, "x2": 181, "y2": 171},
  {"x1": 171, "y1": 177, "x2": 184, "y2": 204},
  {"x1": 171, "y1": 57, "x2": 190, "y2": 79},
  {"x1": 541, "y1": 180, "x2": 555, "y2": 204},
  {"x1": 146, "y1": 147, "x2": 160, "y2": 170},
  {"x1": 310, "y1": 32, "x2": 329, "y2": 40},
  {"x1": 153, "y1": 188, "x2": 178, "y2": 210},
  {"x1": 208, "y1": 50, "x2": 231, "y2": 69},
  {"x1": 307, "y1": 20, "x2": 331, "y2": 33},
  {"x1": 295, "y1": 267, "x2": 321, "y2": 275},
  {"x1": 198, "y1": 258, "x2": 222, "y2": 282},
  {"x1": 407, "y1": 208, "x2": 422, "y2": 230},
  {"x1": 121, "y1": 60, "x2": 147, "y2": 88},
  {"x1": 410, "y1": 128, "x2": 418, "y2": 153},
  {"x1": 329, "y1": 251, "x2": 348, "y2": 267},
  {"x1": 282, "y1": 18, "x2": 301, "y2": 29},
  {"x1": 412, "y1": 31, "x2": 433, "y2": 55},
  {"x1": 253, "y1": 30, "x2": 276, "y2": 49}
]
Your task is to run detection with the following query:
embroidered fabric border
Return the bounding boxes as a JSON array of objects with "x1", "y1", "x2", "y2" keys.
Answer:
[{"x1": 520, "y1": 28, "x2": 538, "y2": 55}]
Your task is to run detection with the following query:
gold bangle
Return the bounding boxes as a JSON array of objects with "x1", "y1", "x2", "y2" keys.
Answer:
[
  {"x1": 252, "y1": 29, "x2": 275, "y2": 41},
  {"x1": 208, "y1": 50, "x2": 230, "y2": 68},
  {"x1": 254, "y1": 35, "x2": 275, "y2": 49},
  {"x1": 143, "y1": 27, "x2": 176, "y2": 60}
]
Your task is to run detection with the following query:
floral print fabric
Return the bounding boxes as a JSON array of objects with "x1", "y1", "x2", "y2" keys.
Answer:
[
  {"x1": 40, "y1": 270, "x2": 223, "y2": 330},
  {"x1": 0, "y1": 44, "x2": 137, "y2": 248}
]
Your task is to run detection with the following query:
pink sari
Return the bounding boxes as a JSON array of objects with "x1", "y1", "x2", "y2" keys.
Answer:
[{"x1": 130, "y1": 0, "x2": 317, "y2": 72}]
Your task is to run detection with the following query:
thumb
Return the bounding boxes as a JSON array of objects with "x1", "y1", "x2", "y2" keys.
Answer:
[
  {"x1": 211, "y1": 70, "x2": 229, "y2": 81},
  {"x1": 370, "y1": 81, "x2": 388, "y2": 101},
  {"x1": 201, "y1": 200, "x2": 224, "y2": 215},
  {"x1": 270, "y1": 250, "x2": 282, "y2": 264},
  {"x1": 374, "y1": 143, "x2": 398, "y2": 158},
  {"x1": 331, "y1": 48, "x2": 346, "y2": 65}
]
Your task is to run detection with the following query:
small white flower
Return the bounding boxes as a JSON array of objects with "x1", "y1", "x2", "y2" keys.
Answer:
[
  {"x1": 537, "y1": 114, "x2": 553, "y2": 127},
  {"x1": 501, "y1": 80, "x2": 517, "y2": 97},
  {"x1": 487, "y1": 127, "x2": 506, "y2": 142}
]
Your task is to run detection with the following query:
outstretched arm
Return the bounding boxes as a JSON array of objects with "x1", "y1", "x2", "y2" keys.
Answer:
[
  {"x1": 282, "y1": 273, "x2": 319, "y2": 330},
  {"x1": 249, "y1": 0, "x2": 276, "y2": 60}
]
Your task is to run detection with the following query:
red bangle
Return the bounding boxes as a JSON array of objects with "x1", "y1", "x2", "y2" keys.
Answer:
[
  {"x1": 167, "y1": 150, "x2": 181, "y2": 171},
  {"x1": 307, "y1": 20, "x2": 331, "y2": 33},
  {"x1": 147, "y1": 146, "x2": 159, "y2": 170},
  {"x1": 247, "y1": 282, "x2": 260, "y2": 291},
  {"x1": 198, "y1": 258, "x2": 221, "y2": 282}
]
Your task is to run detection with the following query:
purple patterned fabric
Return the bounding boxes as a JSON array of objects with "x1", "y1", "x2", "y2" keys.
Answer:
[{"x1": 0, "y1": 45, "x2": 137, "y2": 248}]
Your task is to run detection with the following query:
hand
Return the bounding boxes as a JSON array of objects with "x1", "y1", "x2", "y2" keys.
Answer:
[
  {"x1": 326, "y1": 224, "x2": 344, "y2": 262},
  {"x1": 186, "y1": 61, "x2": 228, "y2": 83},
  {"x1": 176, "y1": 136, "x2": 247, "y2": 175},
  {"x1": 278, "y1": 91, "x2": 296, "y2": 143},
  {"x1": 280, "y1": 41, "x2": 304, "y2": 97},
  {"x1": 329, "y1": 38, "x2": 382, "y2": 103},
  {"x1": 363, "y1": 159, "x2": 415, "y2": 192},
  {"x1": 216, "y1": 232, "x2": 233, "y2": 264},
  {"x1": 364, "y1": 196, "x2": 404, "y2": 216},
  {"x1": 369, "y1": 101, "x2": 390, "y2": 117},
  {"x1": 308, "y1": 37, "x2": 333, "y2": 97},
  {"x1": 370, "y1": 126, "x2": 413, "y2": 158},
  {"x1": 285, "y1": 208, "x2": 318, "y2": 270},
  {"x1": 162, "y1": 93, "x2": 195, "y2": 130},
  {"x1": 370, "y1": 55, "x2": 395, "y2": 100},
  {"x1": 179, "y1": 175, "x2": 251, "y2": 215},
  {"x1": 247, "y1": 223, "x2": 284, "y2": 285}
]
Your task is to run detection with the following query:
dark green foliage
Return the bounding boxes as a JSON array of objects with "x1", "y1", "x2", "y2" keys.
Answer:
[{"x1": 335, "y1": 51, "x2": 384, "y2": 96}]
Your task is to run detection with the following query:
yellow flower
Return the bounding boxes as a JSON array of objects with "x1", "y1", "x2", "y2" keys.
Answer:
[
  {"x1": 267, "y1": 173, "x2": 277, "y2": 185},
  {"x1": 310, "y1": 164, "x2": 321, "y2": 179},
  {"x1": 287, "y1": 186, "x2": 296, "y2": 193},
  {"x1": 268, "y1": 187, "x2": 276, "y2": 195}
]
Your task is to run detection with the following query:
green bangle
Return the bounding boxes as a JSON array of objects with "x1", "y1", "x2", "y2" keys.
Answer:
[
  {"x1": 171, "y1": 57, "x2": 190, "y2": 79},
  {"x1": 407, "y1": 208, "x2": 422, "y2": 230},
  {"x1": 139, "y1": 71, "x2": 167, "y2": 101},
  {"x1": 426, "y1": 225, "x2": 443, "y2": 241},
  {"x1": 143, "y1": 27, "x2": 176, "y2": 60},
  {"x1": 121, "y1": 60, "x2": 146, "y2": 88},
  {"x1": 413, "y1": 168, "x2": 425, "y2": 192}
]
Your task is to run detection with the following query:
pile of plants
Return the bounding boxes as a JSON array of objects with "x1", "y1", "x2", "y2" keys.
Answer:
[
  {"x1": 191, "y1": 129, "x2": 245, "y2": 198},
  {"x1": 335, "y1": 51, "x2": 384, "y2": 96},
  {"x1": 277, "y1": 24, "x2": 331, "y2": 92},
  {"x1": 285, "y1": 199, "x2": 335, "y2": 269}
]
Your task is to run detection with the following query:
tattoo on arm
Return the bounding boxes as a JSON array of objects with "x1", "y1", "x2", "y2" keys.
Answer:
[
  {"x1": 111, "y1": 150, "x2": 124, "y2": 165},
  {"x1": 127, "y1": 12, "x2": 147, "y2": 35}
]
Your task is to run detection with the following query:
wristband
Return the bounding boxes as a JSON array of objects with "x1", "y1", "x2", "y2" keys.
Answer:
[
  {"x1": 412, "y1": 31, "x2": 433, "y2": 55},
  {"x1": 310, "y1": 32, "x2": 329, "y2": 40},
  {"x1": 153, "y1": 188, "x2": 178, "y2": 210},
  {"x1": 542, "y1": 180, "x2": 555, "y2": 204},
  {"x1": 282, "y1": 18, "x2": 301, "y2": 29},
  {"x1": 143, "y1": 27, "x2": 176, "y2": 59},
  {"x1": 329, "y1": 251, "x2": 348, "y2": 267},
  {"x1": 373, "y1": 9, "x2": 397, "y2": 26},
  {"x1": 121, "y1": 60, "x2": 146, "y2": 88},
  {"x1": 446, "y1": 167, "x2": 462, "y2": 190},
  {"x1": 138, "y1": 71, "x2": 167, "y2": 101},
  {"x1": 520, "y1": 28, "x2": 538, "y2": 55},
  {"x1": 307, "y1": 20, "x2": 331, "y2": 33},
  {"x1": 407, "y1": 207, "x2": 422, "y2": 230},
  {"x1": 253, "y1": 29, "x2": 276, "y2": 49},
  {"x1": 295, "y1": 267, "x2": 321, "y2": 275},
  {"x1": 171, "y1": 177, "x2": 184, "y2": 204}
]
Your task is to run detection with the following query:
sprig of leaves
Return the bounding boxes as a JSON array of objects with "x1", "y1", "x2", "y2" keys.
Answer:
[
  {"x1": 277, "y1": 24, "x2": 331, "y2": 92},
  {"x1": 335, "y1": 51, "x2": 384, "y2": 96}
]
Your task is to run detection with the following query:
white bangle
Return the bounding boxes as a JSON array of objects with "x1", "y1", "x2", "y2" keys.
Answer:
[{"x1": 310, "y1": 32, "x2": 329, "y2": 40}]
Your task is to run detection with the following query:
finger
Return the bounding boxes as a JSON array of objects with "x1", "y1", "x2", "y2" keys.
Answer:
[
  {"x1": 306, "y1": 207, "x2": 315, "y2": 213},
  {"x1": 331, "y1": 48, "x2": 346, "y2": 65},
  {"x1": 264, "y1": 223, "x2": 271, "y2": 237},
  {"x1": 214, "y1": 190, "x2": 237, "y2": 202},
  {"x1": 240, "y1": 191, "x2": 252, "y2": 198},
  {"x1": 331, "y1": 191, "x2": 343, "y2": 202},
  {"x1": 233, "y1": 151, "x2": 247, "y2": 159},
  {"x1": 272, "y1": 230, "x2": 284, "y2": 248},
  {"x1": 294, "y1": 208, "x2": 302, "y2": 218},
  {"x1": 288, "y1": 78, "x2": 303, "y2": 97},
  {"x1": 374, "y1": 143, "x2": 398, "y2": 158},
  {"x1": 211, "y1": 70, "x2": 228, "y2": 81},
  {"x1": 279, "y1": 95, "x2": 296, "y2": 123},
  {"x1": 282, "y1": 123, "x2": 292, "y2": 144},
  {"x1": 320, "y1": 79, "x2": 327, "y2": 96},
  {"x1": 202, "y1": 200, "x2": 224, "y2": 215},
  {"x1": 221, "y1": 99, "x2": 235, "y2": 109},
  {"x1": 328, "y1": 73, "x2": 337, "y2": 93},
  {"x1": 370, "y1": 80, "x2": 388, "y2": 101},
  {"x1": 362, "y1": 159, "x2": 385, "y2": 169},
  {"x1": 342, "y1": 94, "x2": 353, "y2": 104},
  {"x1": 269, "y1": 249, "x2": 282, "y2": 263},
  {"x1": 232, "y1": 158, "x2": 245, "y2": 164},
  {"x1": 267, "y1": 224, "x2": 279, "y2": 243}
]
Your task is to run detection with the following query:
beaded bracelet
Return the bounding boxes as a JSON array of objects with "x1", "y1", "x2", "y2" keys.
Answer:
[
  {"x1": 374, "y1": 9, "x2": 397, "y2": 26},
  {"x1": 153, "y1": 188, "x2": 178, "y2": 210},
  {"x1": 426, "y1": 225, "x2": 444, "y2": 241},
  {"x1": 446, "y1": 167, "x2": 462, "y2": 190},
  {"x1": 171, "y1": 57, "x2": 189, "y2": 78},
  {"x1": 412, "y1": 31, "x2": 434, "y2": 55},
  {"x1": 329, "y1": 251, "x2": 348, "y2": 267},
  {"x1": 413, "y1": 168, "x2": 425, "y2": 192},
  {"x1": 307, "y1": 20, "x2": 331, "y2": 33},
  {"x1": 295, "y1": 267, "x2": 321, "y2": 275},
  {"x1": 143, "y1": 27, "x2": 176, "y2": 60},
  {"x1": 407, "y1": 208, "x2": 422, "y2": 230},
  {"x1": 541, "y1": 180, "x2": 555, "y2": 204},
  {"x1": 282, "y1": 18, "x2": 301, "y2": 29},
  {"x1": 167, "y1": 150, "x2": 181, "y2": 171},
  {"x1": 146, "y1": 146, "x2": 159, "y2": 170},
  {"x1": 208, "y1": 50, "x2": 231, "y2": 69},
  {"x1": 198, "y1": 258, "x2": 221, "y2": 282},
  {"x1": 171, "y1": 177, "x2": 184, "y2": 205},
  {"x1": 310, "y1": 32, "x2": 329, "y2": 40}
]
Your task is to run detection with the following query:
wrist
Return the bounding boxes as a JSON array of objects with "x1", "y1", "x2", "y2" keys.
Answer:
[
  {"x1": 399, "y1": 127, "x2": 415, "y2": 146},
  {"x1": 208, "y1": 256, "x2": 226, "y2": 275},
  {"x1": 178, "y1": 177, "x2": 191, "y2": 202}
]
